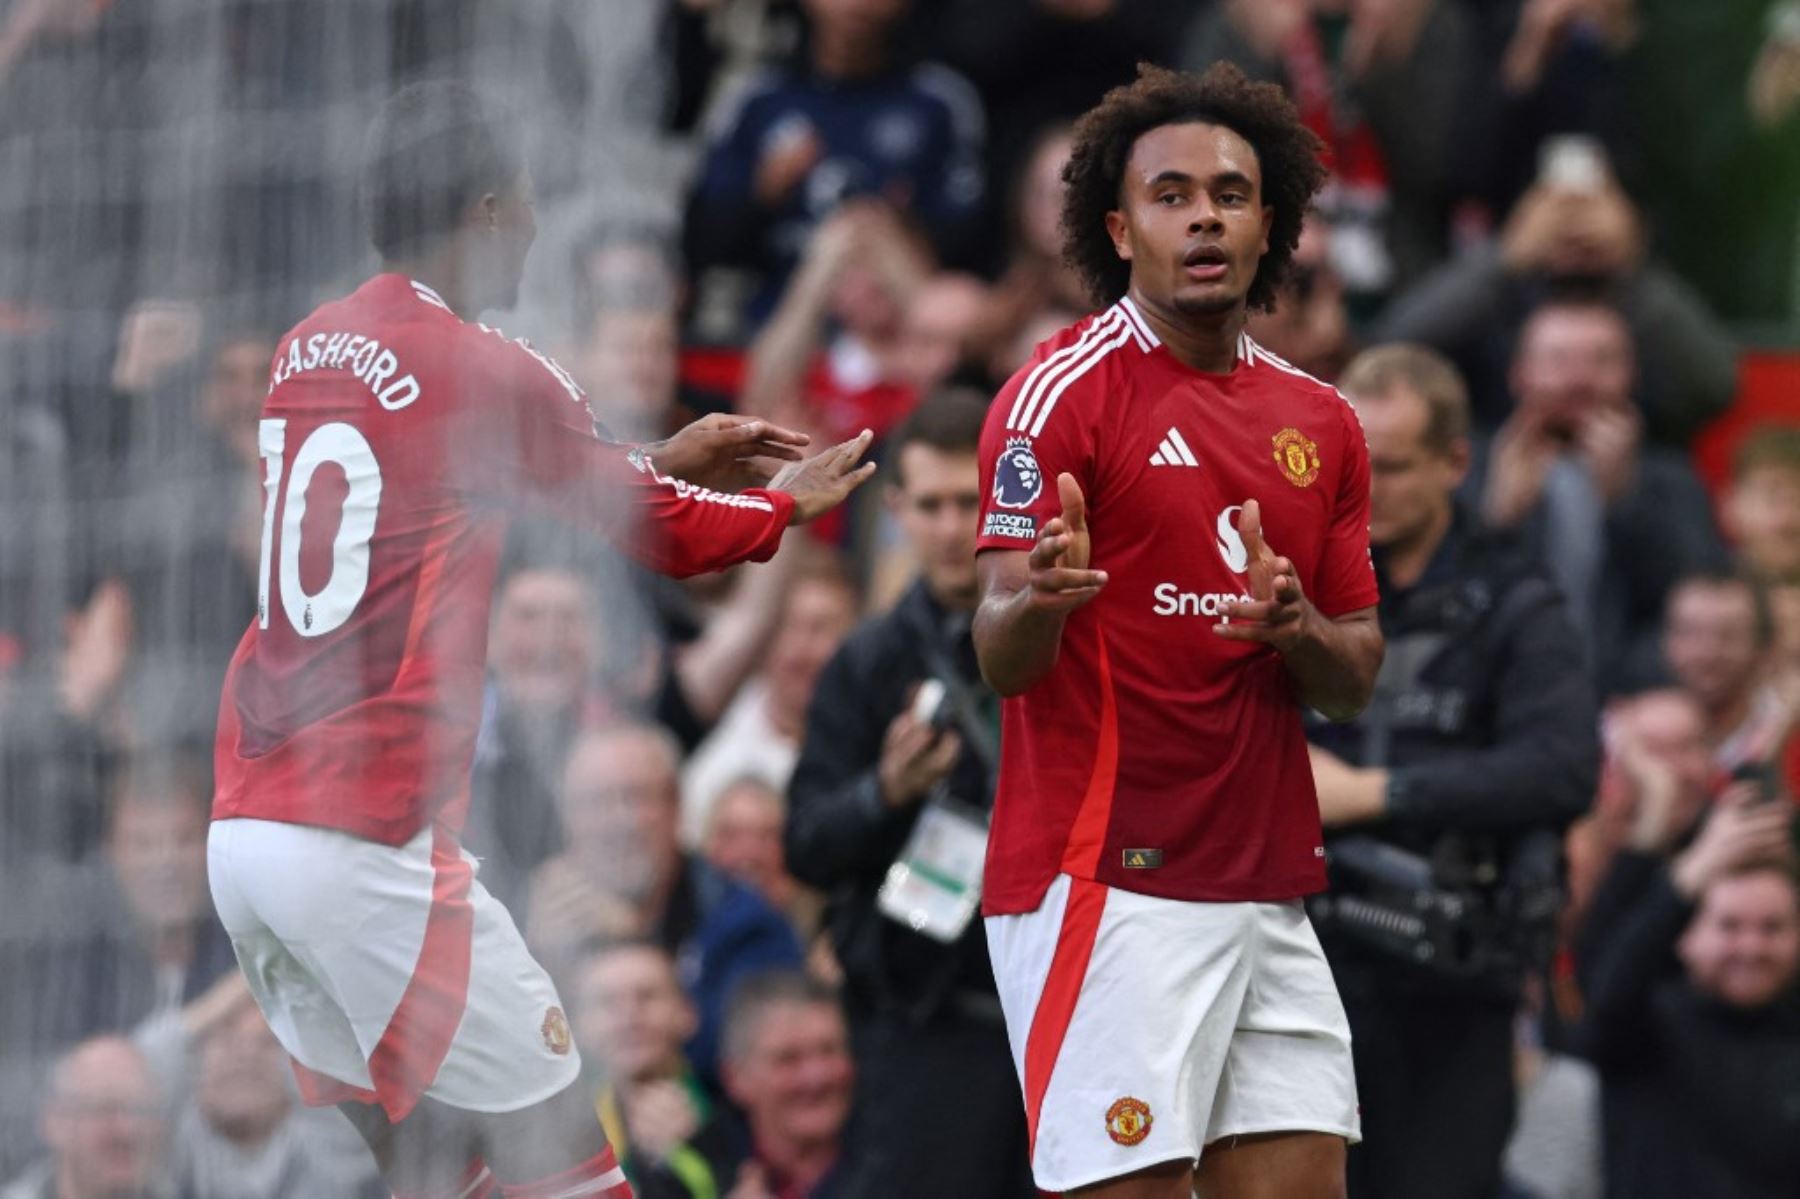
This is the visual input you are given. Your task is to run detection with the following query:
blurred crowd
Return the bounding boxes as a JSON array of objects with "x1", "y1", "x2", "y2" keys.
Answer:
[{"x1": 0, "y1": 0, "x2": 1797, "y2": 1197}]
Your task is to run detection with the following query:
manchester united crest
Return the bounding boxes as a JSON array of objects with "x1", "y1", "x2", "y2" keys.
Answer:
[
  {"x1": 1105, "y1": 1096, "x2": 1153, "y2": 1146},
  {"x1": 541, "y1": 1006, "x2": 572, "y2": 1056},
  {"x1": 1271, "y1": 427, "x2": 1321, "y2": 487}
]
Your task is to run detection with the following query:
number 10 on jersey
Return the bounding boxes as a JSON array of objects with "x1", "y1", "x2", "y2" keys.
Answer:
[{"x1": 258, "y1": 418, "x2": 384, "y2": 637}]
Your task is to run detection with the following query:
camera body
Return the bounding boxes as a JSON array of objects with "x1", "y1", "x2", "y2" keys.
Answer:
[{"x1": 1307, "y1": 831, "x2": 1563, "y2": 989}]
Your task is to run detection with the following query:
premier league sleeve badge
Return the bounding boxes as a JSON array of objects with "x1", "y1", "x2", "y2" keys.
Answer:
[{"x1": 993, "y1": 437, "x2": 1044, "y2": 509}]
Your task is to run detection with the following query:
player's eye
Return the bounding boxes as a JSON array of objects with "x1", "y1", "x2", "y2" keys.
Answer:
[
  {"x1": 1156, "y1": 192, "x2": 1184, "y2": 206},
  {"x1": 1219, "y1": 192, "x2": 1246, "y2": 206}
]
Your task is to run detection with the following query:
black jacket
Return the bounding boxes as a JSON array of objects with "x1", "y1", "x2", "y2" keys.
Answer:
[
  {"x1": 1576, "y1": 852, "x2": 1800, "y2": 1199},
  {"x1": 785, "y1": 581, "x2": 997, "y2": 1021},
  {"x1": 1310, "y1": 509, "x2": 1599, "y2": 993}
]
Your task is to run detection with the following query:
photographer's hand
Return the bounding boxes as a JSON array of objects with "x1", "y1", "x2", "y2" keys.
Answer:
[
  {"x1": 1307, "y1": 743, "x2": 1389, "y2": 828},
  {"x1": 878, "y1": 708, "x2": 962, "y2": 809}
]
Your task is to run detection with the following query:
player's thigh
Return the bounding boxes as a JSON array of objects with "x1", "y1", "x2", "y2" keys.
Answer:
[
  {"x1": 338, "y1": 1095, "x2": 482, "y2": 1196},
  {"x1": 1194, "y1": 1130, "x2": 1346, "y2": 1199},
  {"x1": 472, "y1": 1073, "x2": 609, "y2": 1185},
  {"x1": 1206, "y1": 903, "x2": 1358, "y2": 1148},
  {"x1": 987, "y1": 878, "x2": 1258, "y2": 1194}
]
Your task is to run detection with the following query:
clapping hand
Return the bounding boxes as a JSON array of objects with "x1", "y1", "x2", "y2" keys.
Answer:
[{"x1": 1216, "y1": 499, "x2": 1312, "y2": 652}]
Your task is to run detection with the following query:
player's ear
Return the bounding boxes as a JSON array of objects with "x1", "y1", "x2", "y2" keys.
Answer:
[
  {"x1": 477, "y1": 192, "x2": 501, "y2": 233},
  {"x1": 1105, "y1": 210, "x2": 1132, "y2": 263},
  {"x1": 1260, "y1": 205, "x2": 1273, "y2": 256}
]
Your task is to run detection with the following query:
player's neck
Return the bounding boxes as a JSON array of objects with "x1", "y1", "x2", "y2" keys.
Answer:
[
  {"x1": 384, "y1": 256, "x2": 470, "y2": 317},
  {"x1": 1127, "y1": 288, "x2": 1245, "y2": 375}
]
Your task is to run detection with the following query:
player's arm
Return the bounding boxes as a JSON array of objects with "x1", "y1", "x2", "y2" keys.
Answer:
[
  {"x1": 469, "y1": 348, "x2": 873, "y2": 578},
  {"x1": 1215, "y1": 498, "x2": 1382, "y2": 722},
  {"x1": 614, "y1": 431, "x2": 876, "y2": 577},
  {"x1": 973, "y1": 473, "x2": 1107, "y2": 697}
]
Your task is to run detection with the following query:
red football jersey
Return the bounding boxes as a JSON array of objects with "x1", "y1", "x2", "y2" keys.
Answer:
[
  {"x1": 976, "y1": 297, "x2": 1378, "y2": 913},
  {"x1": 213, "y1": 274, "x2": 795, "y2": 844}
]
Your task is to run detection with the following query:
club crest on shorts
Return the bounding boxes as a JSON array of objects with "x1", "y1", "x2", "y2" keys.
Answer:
[
  {"x1": 993, "y1": 437, "x2": 1044, "y2": 509},
  {"x1": 1105, "y1": 1096, "x2": 1152, "y2": 1146},
  {"x1": 541, "y1": 1006, "x2": 572, "y2": 1056},
  {"x1": 1271, "y1": 427, "x2": 1321, "y2": 487}
]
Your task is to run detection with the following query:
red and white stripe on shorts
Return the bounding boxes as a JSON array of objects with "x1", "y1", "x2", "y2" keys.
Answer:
[{"x1": 498, "y1": 1147, "x2": 632, "y2": 1199}]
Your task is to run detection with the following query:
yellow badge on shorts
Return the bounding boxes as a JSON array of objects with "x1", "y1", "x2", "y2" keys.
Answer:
[
  {"x1": 1105, "y1": 1096, "x2": 1153, "y2": 1146},
  {"x1": 541, "y1": 1006, "x2": 572, "y2": 1056},
  {"x1": 1272, "y1": 427, "x2": 1321, "y2": 487}
]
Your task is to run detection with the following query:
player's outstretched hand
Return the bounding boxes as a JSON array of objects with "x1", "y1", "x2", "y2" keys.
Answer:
[
  {"x1": 1027, "y1": 473, "x2": 1107, "y2": 613},
  {"x1": 1216, "y1": 498, "x2": 1311, "y2": 651},
  {"x1": 648, "y1": 413, "x2": 812, "y2": 493},
  {"x1": 768, "y1": 429, "x2": 878, "y2": 524}
]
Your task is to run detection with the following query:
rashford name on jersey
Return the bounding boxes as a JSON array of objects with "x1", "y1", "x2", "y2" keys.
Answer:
[
  {"x1": 214, "y1": 274, "x2": 795, "y2": 846},
  {"x1": 975, "y1": 296, "x2": 1379, "y2": 914}
]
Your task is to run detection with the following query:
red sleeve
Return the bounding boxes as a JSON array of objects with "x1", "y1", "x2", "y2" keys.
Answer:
[
  {"x1": 1312, "y1": 398, "x2": 1380, "y2": 617},
  {"x1": 458, "y1": 337, "x2": 793, "y2": 578},
  {"x1": 975, "y1": 355, "x2": 1096, "y2": 554}
]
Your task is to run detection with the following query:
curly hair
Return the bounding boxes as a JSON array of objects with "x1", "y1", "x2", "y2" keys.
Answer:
[{"x1": 1060, "y1": 62, "x2": 1327, "y2": 313}]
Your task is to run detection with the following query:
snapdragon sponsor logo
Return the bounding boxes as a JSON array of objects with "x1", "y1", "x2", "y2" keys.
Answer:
[
  {"x1": 1152, "y1": 583, "x2": 1253, "y2": 620},
  {"x1": 1151, "y1": 504, "x2": 1252, "y2": 619}
]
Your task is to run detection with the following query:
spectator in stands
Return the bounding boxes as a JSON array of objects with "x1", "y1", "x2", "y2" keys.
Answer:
[
  {"x1": 169, "y1": 1003, "x2": 384, "y2": 1199},
  {"x1": 1569, "y1": 689, "x2": 1718, "y2": 935},
  {"x1": 573, "y1": 942, "x2": 735, "y2": 1199},
  {"x1": 894, "y1": 271, "x2": 989, "y2": 393},
  {"x1": 704, "y1": 777, "x2": 815, "y2": 939},
  {"x1": 528, "y1": 722, "x2": 802, "y2": 1085},
  {"x1": 931, "y1": 0, "x2": 1185, "y2": 274},
  {"x1": 787, "y1": 389, "x2": 1032, "y2": 1198},
  {"x1": 1476, "y1": 293, "x2": 1729, "y2": 695},
  {"x1": 106, "y1": 327, "x2": 270, "y2": 748},
  {"x1": 1660, "y1": 572, "x2": 1791, "y2": 777},
  {"x1": 740, "y1": 202, "x2": 932, "y2": 447},
  {"x1": 684, "y1": 0, "x2": 984, "y2": 331},
  {"x1": 719, "y1": 972, "x2": 853, "y2": 1199},
  {"x1": 966, "y1": 123, "x2": 1086, "y2": 382},
  {"x1": 62, "y1": 755, "x2": 237, "y2": 1041},
  {"x1": 1181, "y1": 0, "x2": 1474, "y2": 305},
  {"x1": 1246, "y1": 216, "x2": 1354, "y2": 382},
  {"x1": 466, "y1": 560, "x2": 603, "y2": 914},
  {"x1": 0, "y1": 575, "x2": 127, "y2": 865},
  {"x1": 1311, "y1": 345, "x2": 1597, "y2": 1199},
  {"x1": 1723, "y1": 426, "x2": 1800, "y2": 584},
  {"x1": 682, "y1": 564, "x2": 857, "y2": 844},
  {"x1": 1577, "y1": 780, "x2": 1800, "y2": 1199},
  {"x1": 1378, "y1": 143, "x2": 1739, "y2": 442},
  {"x1": 572, "y1": 299, "x2": 683, "y2": 444},
  {"x1": 1, "y1": 1035, "x2": 168, "y2": 1199}
]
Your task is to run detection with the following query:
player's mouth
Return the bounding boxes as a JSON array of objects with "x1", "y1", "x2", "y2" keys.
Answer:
[{"x1": 1182, "y1": 244, "x2": 1229, "y2": 282}]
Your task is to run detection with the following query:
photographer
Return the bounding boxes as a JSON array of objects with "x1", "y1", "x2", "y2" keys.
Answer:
[
  {"x1": 785, "y1": 388, "x2": 1032, "y2": 1199},
  {"x1": 1309, "y1": 345, "x2": 1599, "y2": 1199}
]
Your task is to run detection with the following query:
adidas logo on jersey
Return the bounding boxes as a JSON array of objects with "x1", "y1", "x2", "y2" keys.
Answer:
[{"x1": 1148, "y1": 427, "x2": 1199, "y2": 467}]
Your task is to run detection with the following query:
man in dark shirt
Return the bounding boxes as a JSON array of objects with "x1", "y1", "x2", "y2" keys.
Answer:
[
  {"x1": 1310, "y1": 345, "x2": 1598, "y2": 1199},
  {"x1": 684, "y1": 0, "x2": 985, "y2": 325}
]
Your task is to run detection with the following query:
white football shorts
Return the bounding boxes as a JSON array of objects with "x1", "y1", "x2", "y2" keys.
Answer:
[
  {"x1": 207, "y1": 817, "x2": 581, "y2": 1121},
  {"x1": 986, "y1": 873, "x2": 1360, "y2": 1192}
]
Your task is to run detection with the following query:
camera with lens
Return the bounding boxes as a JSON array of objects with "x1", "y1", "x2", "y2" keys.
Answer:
[{"x1": 1306, "y1": 830, "x2": 1563, "y2": 988}]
